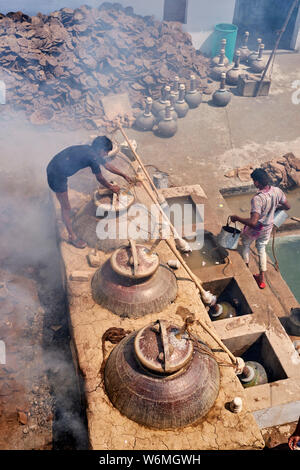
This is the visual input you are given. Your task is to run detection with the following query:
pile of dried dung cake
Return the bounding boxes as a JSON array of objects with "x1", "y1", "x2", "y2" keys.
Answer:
[
  {"x1": 0, "y1": 4, "x2": 210, "y2": 131},
  {"x1": 224, "y1": 153, "x2": 300, "y2": 189},
  {"x1": 261, "y1": 153, "x2": 300, "y2": 189}
]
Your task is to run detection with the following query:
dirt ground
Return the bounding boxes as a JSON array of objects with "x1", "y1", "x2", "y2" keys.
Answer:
[{"x1": 0, "y1": 153, "x2": 89, "y2": 449}]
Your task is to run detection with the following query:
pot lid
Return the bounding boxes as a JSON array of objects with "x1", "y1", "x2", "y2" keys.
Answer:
[
  {"x1": 93, "y1": 188, "x2": 134, "y2": 213},
  {"x1": 134, "y1": 320, "x2": 194, "y2": 374},
  {"x1": 110, "y1": 240, "x2": 159, "y2": 279}
]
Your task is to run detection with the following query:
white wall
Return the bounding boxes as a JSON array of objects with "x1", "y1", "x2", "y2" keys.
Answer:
[{"x1": 184, "y1": 0, "x2": 236, "y2": 52}]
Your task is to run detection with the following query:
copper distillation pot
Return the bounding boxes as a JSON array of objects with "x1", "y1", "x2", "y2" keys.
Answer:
[{"x1": 104, "y1": 319, "x2": 220, "y2": 429}]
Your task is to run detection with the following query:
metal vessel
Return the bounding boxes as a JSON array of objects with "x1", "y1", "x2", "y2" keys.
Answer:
[
  {"x1": 212, "y1": 73, "x2": 232, "y2": 107},
  {"x1": 91, "y1": 241, "x2": 178, "y2": 317},
  {"x1": 226, "y1": 50, "x2": 241, "y2": 85},
  {"x1": 239, "y1": 361, "x2": 268, "y2": 388},
  {"x1": 134, "y1": 97, "x2": 156, "y2": 131},
  {"x1": 209, "y1": 301, "x2": 237, "y2": 321},
  {"x1": 185, "y1": 75, "x2": 202, "y2": 109},
  {"x1": 104, "y1": 319, "x2": 220, "y2": 428},
  {"x1": 72, "y1": 175, "x2": 139, "y2": 251}
]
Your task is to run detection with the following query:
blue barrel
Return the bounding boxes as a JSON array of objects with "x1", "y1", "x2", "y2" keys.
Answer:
[{"x1": 212, "y1": 23, "x2": 238, "y2": 64}]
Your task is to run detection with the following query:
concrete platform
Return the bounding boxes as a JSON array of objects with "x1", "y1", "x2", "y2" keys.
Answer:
[
  {"x1": 54, "y1": 179, "x2": 266, "y2": 450},
  {"x1": 160, "y1": 185, "x2": 300, "y2": 430}
]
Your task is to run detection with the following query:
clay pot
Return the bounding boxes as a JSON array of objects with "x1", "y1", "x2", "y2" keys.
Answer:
[
  {"x1": 104, "y1": 320, "x2": 220, "y2": 429},
  {"x1": 185, "y1": 74, "x2": 202, "y2": 109},
  {"x1": 134, "y1": 97, "x2": 156, "y2": 131},
  {"x1": 212, "y1": 38, "x2": 229, "y2": 66},
  {"x1": 174, "y1": 84, "x2": 189, "y2": 118},
  {"x1": 226, "y1": 50, "x2": 241, "y2": 86},
  {"x1": 239, "y1": 31, "x2": 251, "y2": 63},
  {"x1": 250, "y1": 44, "x2": 266, "y2": 74},
  {"x1": 211, "y1": 49, "x2": 229, "y2": 81},
  {"x1": 157, "y1": 92, "x2": 178, "y2": 122},
  {"x1": 212, "y1": 72, "x2": 232, "y2": 107},
  {"x1": 248, "y1": 38, "x2": 263, "y2": 65},
  {"x1": 152, "y1": 85, "x2": 171, "y2": 116},
  {"x1": 156, "y1": 100, "x2": 177, "y2": 137}
]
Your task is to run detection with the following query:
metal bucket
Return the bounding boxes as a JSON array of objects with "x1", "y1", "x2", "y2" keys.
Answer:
[
  {"x1": 273, "y1": 210, "x2": 289, "y2": 229},
  {"x1": 218, "y1": 217, "x2": 241, "y2": 250}
]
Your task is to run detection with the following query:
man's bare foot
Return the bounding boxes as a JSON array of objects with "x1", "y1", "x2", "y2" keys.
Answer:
[{"x1": 68, "y1": 237, "x2": 87, "y2": 249}]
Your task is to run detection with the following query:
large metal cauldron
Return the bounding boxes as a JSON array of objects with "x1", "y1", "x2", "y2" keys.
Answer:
[
  {"x1": 104, "y1": 320, "x2": 220, "y2": 429},
  {"x1": 72, "y1": 187, "x2": 142, "y2": 252},
  {"x1": 91, "y1": 242, "x2": 178, "y2": 318}
]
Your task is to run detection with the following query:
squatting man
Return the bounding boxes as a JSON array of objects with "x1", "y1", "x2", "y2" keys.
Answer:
[
  {"x1": 47, "y1": 136, "x2": 134, "y2": 248},
  {"x1": 230, "y1": 168, "x2": 291, "y2": 289}
]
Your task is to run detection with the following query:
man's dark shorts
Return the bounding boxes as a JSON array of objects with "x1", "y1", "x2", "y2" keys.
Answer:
[{"x1": 47, "y1": 169, "x2": 68, "y2": 193}]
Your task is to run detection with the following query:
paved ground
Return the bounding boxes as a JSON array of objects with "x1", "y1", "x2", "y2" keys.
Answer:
[{"x1": 121, "y1": 50, "x2": 300, "y2": 212}]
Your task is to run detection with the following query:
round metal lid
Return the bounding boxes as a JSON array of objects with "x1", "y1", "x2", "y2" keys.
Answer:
[
  {"x1": 93, "y1": 189, "x2": 135, "y2": 213},
  {"x1": 110, "y1": 241, "x2": 159, "y2": 279},
  {"x1": 134, "y1": 320, "x2": 194, "y2": 374}
]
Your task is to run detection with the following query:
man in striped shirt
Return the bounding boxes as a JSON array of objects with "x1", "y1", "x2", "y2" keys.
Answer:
[{"x1": 230, "y1": 168, "x2": 291, "y2": 289}]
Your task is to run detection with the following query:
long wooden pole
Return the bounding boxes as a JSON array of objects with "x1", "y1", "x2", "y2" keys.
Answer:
[
  {"x1": 118, "y1": 124, "x2": 162, "y2": 200},
  {"x1": 137, "y1": 176, "x2": 206, "y2": 293},
  {"x1": 118, "y1": 124, "x2": 190, "y2": 245},
  {"x1": 165, "y1": 239, "x2": 237, "y2": 363},
  {"x1": 141, "y1": 178, "x2": 237, "y2": 363},
  {"x1": 117, "y1": 126, "x2": 238, "y2": 365},
  {"x1": 117, "y1": 124, "x2": 214, "y2": 301}
]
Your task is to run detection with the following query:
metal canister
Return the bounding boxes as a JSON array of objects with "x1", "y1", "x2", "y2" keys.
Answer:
[
  {"x1": 273, "y1": 210, "x2": 289, "y2": 229},
  {"x1": 153, "y1": 172, "x2": 169, "y2": 189}
]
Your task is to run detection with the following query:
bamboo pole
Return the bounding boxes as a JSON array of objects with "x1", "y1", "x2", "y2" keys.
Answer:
[
  {"x1": 117, "y1": 125, "x2": 215, "y2": 301},
  {"x1": 118, "y1": 124, "x2": 162, "y2": 200},
  {"x1": 165, "y1": 239, "x2": 238, "y2": 364},
  {"x1": 116, "y1": 125, "x2": 239, "y2": 365},
  {"x1": 138, "y1": 177, "x2": 211, "y2": 297},
  {"x1": 118, "y1": 124, "x2": 190, "y2": 249},
  {"x1": 141, "y1": 178, "x2": 237, "y2": 364}
]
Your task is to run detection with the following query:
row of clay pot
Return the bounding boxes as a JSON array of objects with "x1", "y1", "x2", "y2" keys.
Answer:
[
  {"x1": 134, "y1": 72, "x2": 232, "y2": 138},
  {"x1": 134, "y1": 75, "x2": 203, "y2": 137},
  {"x1": 212, "y1": 34, "x2": 268, "y2": 84}
]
